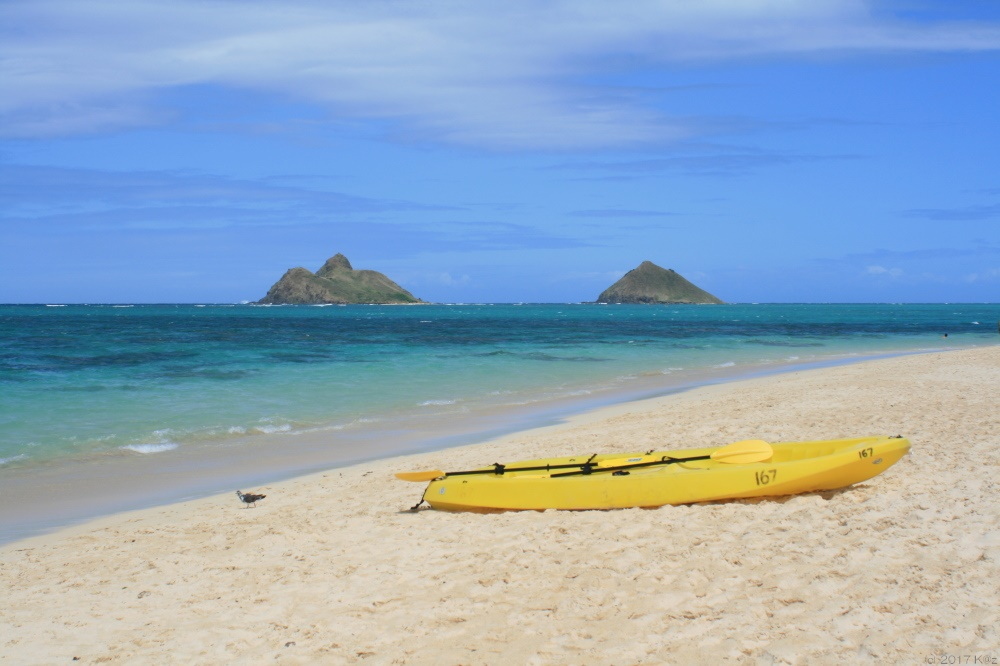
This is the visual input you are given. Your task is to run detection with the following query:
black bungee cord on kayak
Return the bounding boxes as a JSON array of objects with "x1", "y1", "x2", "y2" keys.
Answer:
[
  {"x1": 439, "y1": 453, "x2": 601, "y2": 477},
  {"x1": 405, "y1": 454, "x2": 601, "y2": 510}
]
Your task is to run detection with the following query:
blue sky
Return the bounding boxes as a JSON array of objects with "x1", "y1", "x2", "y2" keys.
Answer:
[{"x1": 2, "y1": 1, "x2": 999, "y2": 303}]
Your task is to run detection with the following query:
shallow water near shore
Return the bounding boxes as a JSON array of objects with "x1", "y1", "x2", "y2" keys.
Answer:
[{"x1": 1, "y1": 302, "x2": 997, "y2": 542}]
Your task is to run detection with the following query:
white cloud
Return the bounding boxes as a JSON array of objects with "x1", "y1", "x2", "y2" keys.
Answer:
[
  {"x1": 866, "y1": 265, "x2": 903, "y2": 277},
  {"x1": 964, "y1": 267, "x2": 1000, "y2": 283},
  {"x1": 435, "y1": 272, "x2": 471, "y2": 287},
  {"x1": 3, "y1": 1, "x2": 1000, "y2": 147}
]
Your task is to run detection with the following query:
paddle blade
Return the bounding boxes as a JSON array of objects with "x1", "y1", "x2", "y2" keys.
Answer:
[
  {"x1": 711, "y1": 439, "x2": 773, "y2": 464},
  {"x1": 395, "y1": 470, "x2": 445, "y2": 482}
]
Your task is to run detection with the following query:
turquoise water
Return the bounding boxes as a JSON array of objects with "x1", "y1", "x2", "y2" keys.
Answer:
[{"x1": 2, "y1": 303, "x2": 997, "y2": 469}]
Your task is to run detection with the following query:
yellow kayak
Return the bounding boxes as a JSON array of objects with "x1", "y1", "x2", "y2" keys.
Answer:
[{"x1": 398, "y1": 436, "x2": 910, "y2": 511}]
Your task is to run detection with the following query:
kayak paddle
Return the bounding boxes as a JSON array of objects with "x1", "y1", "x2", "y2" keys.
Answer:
[
  {"x1": 550, "y1": 439, "x2": 773, "y2": 477},
  {"x1": 597, "y1": 439, "x2": 771, "y2": 467},
  {"x1": 394, "y1": 440, "x2": 773, "y2": 481}
]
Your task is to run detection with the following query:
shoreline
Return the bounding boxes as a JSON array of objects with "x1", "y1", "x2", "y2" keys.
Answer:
[
  {"x1": 0, "y1": 344, "x2": 964, "y2": 545},
  {"x1": 2, "y1": 346, "x2": 998, "y2": 663}
]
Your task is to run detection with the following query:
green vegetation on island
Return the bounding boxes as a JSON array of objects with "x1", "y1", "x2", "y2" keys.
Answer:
[
  {"x1": 597, "y1": 261, "x2": 724, "y2": 304},
  {"x1": 258, "y1": 253, "x2": 424, "y2": 305}
]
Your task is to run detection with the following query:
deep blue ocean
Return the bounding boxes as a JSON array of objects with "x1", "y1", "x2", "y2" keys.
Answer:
[{"x1": 2, "y1": 302, "x2": 997, "y2": 471}]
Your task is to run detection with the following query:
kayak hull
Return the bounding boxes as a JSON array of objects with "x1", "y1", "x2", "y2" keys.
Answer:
[{"x1": 421, "y1": 436, "x2": 910, "y2": 511}]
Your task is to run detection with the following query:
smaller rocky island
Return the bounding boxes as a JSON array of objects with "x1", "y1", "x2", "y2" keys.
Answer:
[
  {"x1": 258, "y1": 253, "x2": 424, "y2": 305},
  {"x1": 597, "y1": 261, "x2": 724, "y2": 304}
]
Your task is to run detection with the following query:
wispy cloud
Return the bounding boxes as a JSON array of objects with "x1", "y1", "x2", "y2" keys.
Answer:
[
  {"x1": 430, "y1": 221, "x2": 593, "y2": 251},
  {"x1": 866, "y1": 265, "x2": 903, "y2": 278},
  {"x1": 903, "y1": 202, "x2": 1000, "y2": 221},
  {"x1": 842, "y1": 245, "x2": 1000, "y2": 263},
  {"x1": 964, "y1": 267, "x2": 1000, "y2": 283},
  {"x1": 551, "y1": 148, "x2": 862, "y2": 177},
  {"x1": 0, "y1": 164, "x2": 589, "y2": 253},
  {"x1": 809, "y1": 244, "x2": 1000, "y2": 288},
  {"x1": 3, "y1": 1, "x2": 999, "y2": 149},
  {"x1": 0, "y1": 164, "x2": 452, "y2": 227},
  {"x1": 570, "y1": 209, "x2": 676, "y2": 218}
]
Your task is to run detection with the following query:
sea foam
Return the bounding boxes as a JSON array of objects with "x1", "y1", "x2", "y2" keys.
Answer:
[{"x1": 122, "y1": 442, "x2": 179, "y2": 454}]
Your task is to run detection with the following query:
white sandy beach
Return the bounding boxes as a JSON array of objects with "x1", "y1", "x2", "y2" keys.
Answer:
[{"x1": 2, "y1": 346, "x2": 998, "y2": 664}]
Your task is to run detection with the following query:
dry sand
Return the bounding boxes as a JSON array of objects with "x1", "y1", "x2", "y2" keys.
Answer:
[{"x1": 2, "y1": 346, "x2": 998, "y2": 664}]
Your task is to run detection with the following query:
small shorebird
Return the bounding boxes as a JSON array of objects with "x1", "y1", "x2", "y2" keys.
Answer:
[{"x1": 235, "y1": 490, "x2": 266, "y2": 508}]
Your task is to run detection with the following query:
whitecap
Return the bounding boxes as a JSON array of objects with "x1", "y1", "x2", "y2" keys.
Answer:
[
  {"x1": 122, "y1": 442, "x2": 179, "y2": 454},
  {"x1": 252, "y1": 423, "x2": 292, "y2": 434},
  {"x1": 713, "y1": 361, "x2": 737, "y2": 368},
  {"x1": 0, "y1": 454, "x2": 28, "y2": 465},
  {"x1": 419, "y1": 399, "x2": 457, "y2": 406}
]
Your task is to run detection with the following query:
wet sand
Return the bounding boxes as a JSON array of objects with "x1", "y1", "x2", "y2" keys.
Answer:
[{"x1": 2, "y1": 346, "x2": 997, "y2": 664}]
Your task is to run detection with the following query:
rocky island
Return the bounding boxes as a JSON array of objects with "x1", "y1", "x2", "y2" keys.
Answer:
[
  {"x1": 258, "y1": 253, "x2": 424, "y2": 305},
  {"x1": 597, "y1": 261, "x2": 724, "y2": 304}
]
